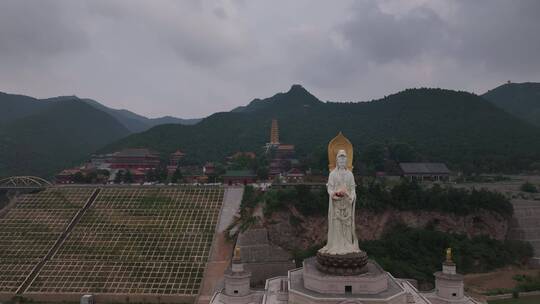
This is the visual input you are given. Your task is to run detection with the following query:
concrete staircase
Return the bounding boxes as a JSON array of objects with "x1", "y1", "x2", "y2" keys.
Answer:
[{"x1": 509, "y1": 200, "x2": 540, "y2": 267}]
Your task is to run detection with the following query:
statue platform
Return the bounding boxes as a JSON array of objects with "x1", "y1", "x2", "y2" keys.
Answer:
[
  {"x1": 304, "y1": 257, "x2": 388, "y2": 294},
  {"x1": 315, "y1": 250, "x2": 368, "y2": 275},
  {"x1": 286, "y1": 257, "x2": 407, "y2": 304}
]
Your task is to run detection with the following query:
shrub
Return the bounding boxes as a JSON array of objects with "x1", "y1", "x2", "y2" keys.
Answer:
[
  {"x1": 360, "y1": 226, "x2": 533, "y2": 285},
  {"x1": 360, "y1": 179, "x2": 513, "y2": 217},
  {"x1": 241, "y1": 185, "x2": 260, "y2": 209},
  {"x1": 520, "y1": 182, "x2": 538, "y2": 193},
  {"x1": 260, "y1": 180, "x2": 513, "y2": 217},
  {"x1": 515, "y1": 273, "x2": 540, "y2": 292},
  {"x1": 262, "y1": 186, "x2": 327, "y2": 216}
]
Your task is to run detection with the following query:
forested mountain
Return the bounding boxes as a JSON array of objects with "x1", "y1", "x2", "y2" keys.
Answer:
[
  {"x1": 0, "y1": 100, "x2": 130, "y2": 177},
  {"x1": 0, "y1": 91, "x2": 201, "y2": 177},
  {"x1": 3, "y1": 84, "x2": 540, "y2": 177},
  {"x1": 0, "y1": 92, "x2": 201, "y2": 133},
  {"x1": 0, "y1": 92, "x2": 51, "y2": 123},
  {"x1": 482, "y1": 82, "x2": 540, "y2": 127},
  {"x1": 103, "y1": 85, "x2": 540, "y2": 173},
  {"x1": 81, "y1": 98, "x2": 201, "y2": 133}
]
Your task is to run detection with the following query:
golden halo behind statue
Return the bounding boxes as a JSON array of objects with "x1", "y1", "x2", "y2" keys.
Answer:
[{"x1": 328, "y1": 132, "x2": 353, "y2": 171}]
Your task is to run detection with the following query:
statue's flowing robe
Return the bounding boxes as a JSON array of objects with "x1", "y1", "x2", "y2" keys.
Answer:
[{"x1": 320, "y1": 167, "x2": 360, "y2": 255}]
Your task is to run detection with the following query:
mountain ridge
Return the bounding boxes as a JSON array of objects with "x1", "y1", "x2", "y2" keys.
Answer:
[
  {"x1": 231, "y1": 84, "x2": 322, "y2": 113},
  {"x1": 103, "y1": 85, "x2": 540, "y2": 173},
  {"x1": 4, "y1": 83, "x2": 540, "y2": 177},
  {"x1": 482, "y1": 82, "x2": 540, "y2": 127},
  {"x1": 0, "y1": 91, "x2": 200, "y2": 177},
  {"x1": 0, "y1": 91, "x2": 202, "y2": 133},
  {"x1": 0, "y1": 99, "x2": 130, "y2": 177}
]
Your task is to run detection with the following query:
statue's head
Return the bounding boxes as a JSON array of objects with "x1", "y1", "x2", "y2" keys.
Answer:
[{"x1": 336, "y1": 149, "x2": 347, "y2": 169}]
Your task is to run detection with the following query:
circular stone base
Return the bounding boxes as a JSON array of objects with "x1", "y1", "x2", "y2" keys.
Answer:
[
  {"x1": 303, "y1": 257, "x2": 390, "y2": 295},
  {"x1": 316, "y1": 251, "x2": 368, "y2": 275}
]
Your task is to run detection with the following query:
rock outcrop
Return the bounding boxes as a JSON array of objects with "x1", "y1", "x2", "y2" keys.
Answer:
[{"x1": 265, "y1": 208, "x2": 508, "y2": 252}]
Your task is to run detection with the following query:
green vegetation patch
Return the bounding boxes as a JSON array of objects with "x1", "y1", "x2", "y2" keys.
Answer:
[
  {"x1": 291, "y1": 226, "x2": 533, "y2": 285},
  {"x1": 256, "y1": 180, "x2": 514, "y2": 218},
  {"x1": 520, "y1": 182, "x2": 538, "y2": 193},
  {"x1": 363, "y1": 226, "x2": 532, "y2": 284},
  {"x1": 513, "y1": 273, "x2": 540, "y2": 293},
  {"x1": 265, "y1": 185, "x2": 327, "y2": 216},
  {"x1": 488, "y1": 295, "x2": 540, "y2": 304},
  {"x1": 360, "y1": 180, "x2": 513, "y2": 217}
]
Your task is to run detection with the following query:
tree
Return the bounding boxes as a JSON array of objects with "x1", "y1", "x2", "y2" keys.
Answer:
[
  {"x1": 124, "y1": 170, "x2": 133, "y2": 183},
  {"x1": 157, "y1": 166, "x2": 168, "y2": 183},
  {"x1": 208, "y1": 162, "x2": 226, "y2": 183},
  {"x1": 86, "y1": 171, "x2": 98, "y2": 183},
  {"x1": 230, "y1": 155, "x2": 255, "y2": 170},
  {"x1": 97, "y1": 169, "x2": 110, "y2": 177},
  {"x1": 256, "y1": 166, "x2": 269, "y2": 180},
  {"x1": 254, "y1": 154, "x2": 269, "y2": 180},
  {"x1": 146, "y1": 169, "x2": 157, "y2": 182},
  {"x1": 520, "y1": 182, "x2": 538, "y2": 193},
  {"x1": 361, "y1": 143, "x2": 385, "y2": 175},
  {"x1": 171, "y1": 168, "x2": 183, "y2": 183},
  {"x1": 389, "y1": 142, "x2": 418, "y2": 162},
  {"x1": 73, "y1": 172, "x2": 85, "y2": 184},
  {"x1": 114, "y1": 170, "x2": 124, "y2": 184}
]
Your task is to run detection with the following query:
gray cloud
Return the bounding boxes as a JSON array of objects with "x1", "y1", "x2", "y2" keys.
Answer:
[
  {"x1": 86, "y1": 1, "x2": 252, "y2": 67},
  {"x1": 0, "y1": 0, "x2": 539, "y2": 118},
  {"x1": 341, "y1": 2, "x2": 449, "y2": 64},
  {"x1": 0, "y1": 1, "x2": 88, "y2": 64},
  {"x1": 449, "y1": 0, "x2": 540, "y2": 75}
]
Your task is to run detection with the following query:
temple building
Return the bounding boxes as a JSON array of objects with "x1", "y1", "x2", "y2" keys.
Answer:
[
  {"x1": 399, "y1": 163, "x2": 450, "y2": 182},
  {"x1": 274, "y1": 145, "x2": 295, "y2": 159},
  {"x1": 204, "y1": 162, "x2": 216, "y2": 175},
  {"x1": 109, "y1": 148, "x2": 160, "y2": 170},
  {"x1": 223, "y1": 170, "x2": 257, "y2": 185},
  {"x1": 265, "y1": 119, "x2": 301, "y2": 178},
  {"x1": 210, "y1": 248, "x2": 480, "y2": 304},
  {"x1": 167, "y1": 150, "x2": 186, "y2": 174},
  {"x1": 54, "y1": 168, "x2": 83, "y2": 184},
  {"x1": 169, "y1": 150, "x2": 185, "y2": 167}
]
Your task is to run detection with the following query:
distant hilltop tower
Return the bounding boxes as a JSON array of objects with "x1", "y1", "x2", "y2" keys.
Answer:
[
  {"x1": 270, "y1": 119, "x2": 279, "y2": 145},
  {"x1": 264, "y1": 119, "x2": 281, "y2": 152}
]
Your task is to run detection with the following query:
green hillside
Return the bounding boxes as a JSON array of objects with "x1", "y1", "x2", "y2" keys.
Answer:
[
  {"x1": 0, "y1": 91, "x2": 202, "y2": 178},
  {"x1": 0, "y1": 92, "x2": 50, "y2": 123},
  {"x1": 103, "y1": 85, "x2": 540, "y2": 173},
  {"x1": 483, "y1": 82, "x2": 540, "y2": 127},
  {"x1": 81, "y1": 98, "x2": 201, "y2": 133},
  {"x1": 0, "y1": 100, "x2": 130, "y2": 177},
  {"x1": 0, "y1": 92, "x2": 201, "y2": 133}
]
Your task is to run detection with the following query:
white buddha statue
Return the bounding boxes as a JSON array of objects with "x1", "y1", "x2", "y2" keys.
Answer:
[{"x1": 319, "y1": 149, "x2": 360, "y2": 255}]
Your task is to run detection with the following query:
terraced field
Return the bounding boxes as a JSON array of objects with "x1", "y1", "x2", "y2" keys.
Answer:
[
  {"x1": 0, "y1": 186, "x2": 225, "y2": 303},
  {"x1": 0, "y1": 188, "x2": 95, "y2": 293}
]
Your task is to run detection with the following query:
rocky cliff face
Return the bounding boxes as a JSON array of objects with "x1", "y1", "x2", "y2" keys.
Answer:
[{"x1": 265, "y1": 208, "x2": 508, "y2": 252}]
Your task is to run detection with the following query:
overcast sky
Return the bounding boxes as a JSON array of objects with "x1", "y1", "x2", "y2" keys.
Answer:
[{"x1": 1, "y1": 0, "x2": 539, "y2": 118}]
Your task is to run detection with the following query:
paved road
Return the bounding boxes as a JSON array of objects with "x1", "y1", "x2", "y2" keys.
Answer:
[
  {"x1": 217, "y1": 186, "x2": 244, "y2": 233},
  {"x1": 198, "y1": 186, "x2": 244, "y2": 304}
]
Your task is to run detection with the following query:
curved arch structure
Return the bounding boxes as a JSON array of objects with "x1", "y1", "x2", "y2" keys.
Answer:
[{"x1": 0, "y1": 176, "x2": 52, "y2": 189}]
